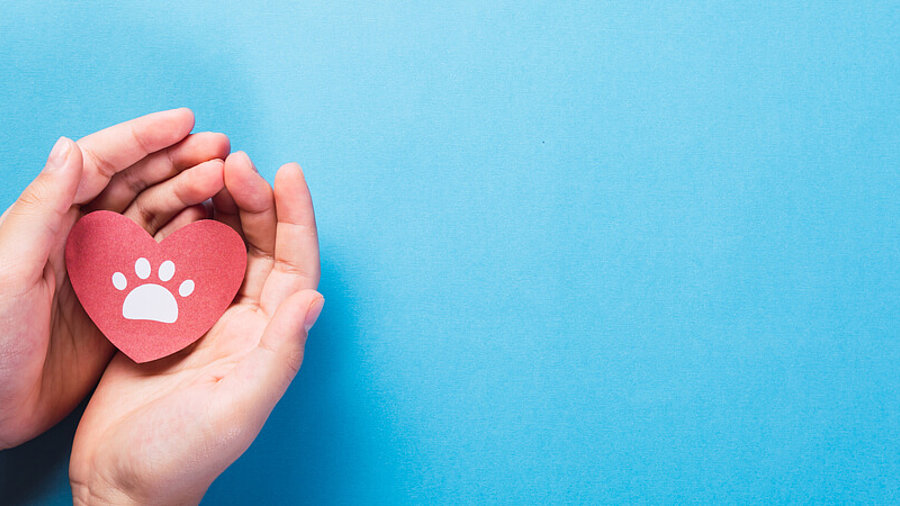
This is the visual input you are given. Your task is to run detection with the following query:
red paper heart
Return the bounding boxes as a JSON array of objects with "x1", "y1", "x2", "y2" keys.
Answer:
[{"x1": 65, "y1": 211, "x2": 247, "y2": 363}]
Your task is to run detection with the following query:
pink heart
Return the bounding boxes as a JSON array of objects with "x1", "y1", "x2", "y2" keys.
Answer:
[{"x1": 65, "y1": 211, "x2": 246, "y2": 363}]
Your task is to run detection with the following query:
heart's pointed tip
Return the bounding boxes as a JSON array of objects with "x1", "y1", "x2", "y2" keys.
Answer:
[
  {"x1": 125, "y1": 352, "x2": 146, "y2": 364},
  {"x1": 114, "y1": 341, "x2": 180, "y2": 364}
]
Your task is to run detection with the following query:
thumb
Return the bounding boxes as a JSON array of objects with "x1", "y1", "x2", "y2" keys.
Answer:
[
  {"x1": 0, "y1": 137, "x2": 83, "y2": 279},
  {"x1": 215, "y1": 289, "x2": 324, "y2": 431}
]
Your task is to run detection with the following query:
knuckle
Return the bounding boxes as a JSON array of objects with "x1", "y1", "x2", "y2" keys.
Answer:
[
  {"x1": 273, "y1": 261, "x2": 307, "y2": 277},
  {"x1": 117, "y1": 169, "x2": 148, "y2": 196},
  {"x1": 136, "y1": 203, "x2": 160, "y2": 232},
  {"x1": 259, "y1": 338, "x2": 303, "y2": 379},
  {"x1": 82, "y1": 145, "x2": 117, "y2": 179},
  {"x1": 18, "y1": 179, "x2": 52, "y2": 209},
  {"x1": 129, "y1": 123, "x2": 153, "y2": 155},
  {"x1": 283, "y1": 346, "x2": 304, "y2": 376}
]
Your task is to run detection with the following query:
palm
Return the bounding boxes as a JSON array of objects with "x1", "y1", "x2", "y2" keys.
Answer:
[
  {"x1": 68, "y1": 304, "x2": 269, "y2": 497},
  {"x1": 44, "y1": 223, "x2": 116, "y2": 402},
  {"x1": 0, "y1": 233, "x2": 110, "y2": 444},
  {"x1": 70, "y1": 152, "x2": 321, "y2": 504},
  {"x1": 54, "y1": 273, "x2": 109, "y2": 354},
  {"x1": 0, "y1": 109, "x2": 231, "y2": 448}
]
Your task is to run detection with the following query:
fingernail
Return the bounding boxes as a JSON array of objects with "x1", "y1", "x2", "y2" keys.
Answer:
[
  {"x1": 304, "y1": 296, "x2": 324, "y2": 332},
  {"x1": 234, "y1": 151, "x2": 255, "y2": 171},
  {"x1": 45, "y1": 137, "x2": 71, "y2": 172}
]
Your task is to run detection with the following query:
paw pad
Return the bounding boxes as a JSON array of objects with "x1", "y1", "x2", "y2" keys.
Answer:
[{"x1": 112, "y1": 258, "x2": 194, "y2": 323}]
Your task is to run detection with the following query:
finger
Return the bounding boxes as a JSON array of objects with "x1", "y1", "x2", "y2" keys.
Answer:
[
  {"x1": 86, "y1": 132, "x2": 230, "y2": 213},
  {"x1": 214, "y1": 289, "x2": 323, "y2": 429},
  {"x1": 154, "y1": 204, "x2": 209, "y2": 241},
  {"x1": 0, "y1": 137, "x2": 83, "y2": 283},
  {"x1": 74, "y1": 108, "x2": 195, "y2": 203},
  {"x1": 211, "y1": 187, "x2": 243, "y2": 239},
  {"x1": 259, "y1": 163, "x2": 321, "y2": 313},
  {"x1": 122, "y1": 159, "x2": 224, "y2": 235},
  {"x1": 224, "y1": 152, "x2": 275, "y2": 253},
  {"x1": 224, "y1": 151, "x2": 276, "y2": 303}
]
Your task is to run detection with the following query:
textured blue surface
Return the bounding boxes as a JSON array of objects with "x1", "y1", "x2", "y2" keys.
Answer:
[{"x1": 1, "y1": 1, "x2": 899, "y2": 504}]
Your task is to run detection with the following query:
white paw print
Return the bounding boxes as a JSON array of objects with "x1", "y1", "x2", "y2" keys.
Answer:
[{"x1": 112, "y1": 258, "x2": 194, "y2": 324}]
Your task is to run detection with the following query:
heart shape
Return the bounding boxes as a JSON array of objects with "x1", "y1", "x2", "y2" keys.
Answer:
[{"x1": 65, "y1": 211, "x2": 247, "y2": 363}]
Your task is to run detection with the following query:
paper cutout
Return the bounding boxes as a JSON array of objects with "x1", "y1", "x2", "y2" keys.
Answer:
[
  {"x1": 65, "y1": 211, "x2": 247, "y2": 363},
  {"x1": 115, "y1": 257, "x2": 190, "y2": 323}
]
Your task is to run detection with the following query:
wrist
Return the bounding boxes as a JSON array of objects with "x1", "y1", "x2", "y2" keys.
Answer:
[
  {"x1": 70, "y1": 475, "x2": 205, "y2": 506},
  {"x1": 71, "y1": 481, "x2": 142, "y2": 506}
]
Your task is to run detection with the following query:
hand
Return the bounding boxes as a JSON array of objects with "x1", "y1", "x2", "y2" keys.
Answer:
[
  {"x1": 69, "y1": 152, "x2": 323, "y2": 505},
  {"x1": 0, "y1": 109, "x2": 230, "y2": 449}
]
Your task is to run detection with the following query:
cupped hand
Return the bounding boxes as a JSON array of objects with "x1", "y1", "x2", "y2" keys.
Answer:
[
  {"x1": 0, "y1": 109, "x2": 230, "y2": 449},
  {"x1": 69, "y1": 152, "x2": 323, "y2": 505}
]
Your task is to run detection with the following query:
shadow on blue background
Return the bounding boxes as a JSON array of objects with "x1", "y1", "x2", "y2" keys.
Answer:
[
  {"x1": 0, "y1": 402, "x2": 86, "y2": 504},
  {"x1": 212, "y1": 257, "x2": 399, "y2": 504},
  {"x1": 2, "y1": 1, "x2": 900, "y2": 504}
]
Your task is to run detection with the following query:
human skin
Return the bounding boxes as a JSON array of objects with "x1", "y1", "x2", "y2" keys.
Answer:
[
  {"x1": 69, "y1": 152, "x2": 323, "y2": 504},
  {"x1": 0, "y1": 108, "x2": 231, "y2": 448},
  {"x1": 0, "y1": 110, "x2": 323, "y2": 503}
]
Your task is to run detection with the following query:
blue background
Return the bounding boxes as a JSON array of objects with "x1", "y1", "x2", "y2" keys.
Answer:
[{"x1": 1, "y1": 1, "x2": 898, "y2": 503}]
